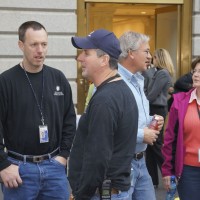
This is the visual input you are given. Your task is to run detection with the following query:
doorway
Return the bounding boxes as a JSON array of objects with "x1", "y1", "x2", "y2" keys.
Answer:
[{"x1": 77, "y1": 0, "x2": 192, "y2": 114}]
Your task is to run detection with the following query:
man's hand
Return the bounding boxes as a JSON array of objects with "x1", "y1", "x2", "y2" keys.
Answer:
[
  {"x1": 143, "y1": 127, "x2": 159, "y2": 145},
  {"x1": 54, "y1": 156, "x2": 68, "y2": 166},
  {"x1": 155, "y1": 115, "x2": 164, "y2": 131},
  {"x1": 0, "y1": 164, "x2": 22, "y2": 188}
]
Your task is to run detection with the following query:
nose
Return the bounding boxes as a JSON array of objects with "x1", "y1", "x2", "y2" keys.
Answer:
[
  {"x1": 37, "y1": 44, "x2": 44, "y2": 53},
  {"x1": 76, "y1": 51, "x2": 84, "y2": 62},
  {"x1": 147, "y1": 52, "x2": 152, "y2": 59}
]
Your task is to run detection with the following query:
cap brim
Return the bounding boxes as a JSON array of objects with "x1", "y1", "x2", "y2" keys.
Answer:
[{"x1": 71, "y1": 37, "x2": 97, "y2": 49}]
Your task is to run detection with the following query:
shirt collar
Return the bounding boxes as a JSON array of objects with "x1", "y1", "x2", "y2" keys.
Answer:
[
  {"x1": 189, "y1": 88, "x2": 200, "y2": 105},
  {"x1": 118, "y1": 63, "x2": 144, "y2": 83}
]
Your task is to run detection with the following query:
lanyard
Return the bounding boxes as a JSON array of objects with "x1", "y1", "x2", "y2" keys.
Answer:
[
  {"x1": 22, "y1": 63, "x2": 45, "y2": 125},
  {"x1": 196, "y1": 100, "x2": 200, "y2": 120},
  {"x1": 97, "y1": 73, "x2": 120, "y2": 90},
  {"x1": 87, "y1": 74, "x2": 120, "y2": 107}
]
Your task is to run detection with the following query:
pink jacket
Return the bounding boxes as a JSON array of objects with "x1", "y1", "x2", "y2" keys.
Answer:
[{"x1": 162, "y1": 89, "x2": 194, "y2": 179}]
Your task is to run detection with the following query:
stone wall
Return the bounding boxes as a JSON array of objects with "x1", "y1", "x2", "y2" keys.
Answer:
[
  {"x1": 1, "y1": 0, "x2": 199, "y2": 105},
  {"x1": 193, "y1": 0, "x2": 200, "y2": 58},
  {"x1": 0, "y1": 0, "x2": 77, "y2": 104}
]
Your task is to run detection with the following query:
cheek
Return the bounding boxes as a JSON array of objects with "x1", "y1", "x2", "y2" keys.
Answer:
[
  {"x1": 43, "y1": 48, "x2": 48, "y2": 54},
  {"x1": 24, "y1": 49, "x2": 31, "y2": 58}
]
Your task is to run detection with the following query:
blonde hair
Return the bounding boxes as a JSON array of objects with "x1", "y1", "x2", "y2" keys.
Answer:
[{"x1": 153, "y1": 48, "x2": 175, "y2": 77}]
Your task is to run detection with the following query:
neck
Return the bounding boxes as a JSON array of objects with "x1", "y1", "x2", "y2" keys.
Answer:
[
  {"x1": 196, "y1": 88, "x2": 200, "y2": 99},
  {"x1": 93, "y1": 69, "x2": 118, "y2": 87},
  {"x1": 21, "y1": 62, "x2": 43, "y2": 73},
  {"x1": 119, "y1": 59, "x2": 137, "y2": 74}
]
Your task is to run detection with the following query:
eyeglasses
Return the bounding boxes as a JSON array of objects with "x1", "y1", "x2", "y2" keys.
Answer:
[
  {"x1": 128, "y1": 49, "x2": 151, "y2": 55},
  {"x1": 138, "y1": 49, "x2": 151, "y2": 55},
  {"x1": 192, "y1": 69, "x2": 200, "y2": 75}
]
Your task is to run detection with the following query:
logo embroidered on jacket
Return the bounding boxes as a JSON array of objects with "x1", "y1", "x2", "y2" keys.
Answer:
[{"x1": 54, "y1": 86, "x2": 64, "y2": 96}]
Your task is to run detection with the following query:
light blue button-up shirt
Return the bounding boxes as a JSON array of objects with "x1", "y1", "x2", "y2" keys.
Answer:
[{"x1": 118, "y1": 63, "x2": 152, "y2": 153}]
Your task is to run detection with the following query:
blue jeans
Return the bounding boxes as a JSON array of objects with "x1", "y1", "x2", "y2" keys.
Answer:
[
  {"x1": 177, "y1": 165, "x2": 200, "y2": 200},
  {"x1": 91, "y1": 191, "x2": 130, "y2": 200},
  {"x1": 129, "y1": 157, "x2": 156, "y2": 200},
  {"x1": 1, "y1": 156, "x2": 69, "y2": 200}
]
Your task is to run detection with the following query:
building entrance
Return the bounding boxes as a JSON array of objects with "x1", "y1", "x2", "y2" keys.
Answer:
[{"x1": 76, "y1": 0, "x2": 192, "y2": 114}]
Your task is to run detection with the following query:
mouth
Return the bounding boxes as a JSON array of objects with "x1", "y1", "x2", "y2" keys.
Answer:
[
  {"x1": 193, "y1": 79, "x2": 200, "y2": 84},
  {"x1": 81, "y1": 63, "x2": 85, "y2": 68},
  {"x1": 35, "y1": 56, "x2": 43, "y2": 60},
  {"x1": 81, "y1": 66, "x2": 86, "y2": 71}
]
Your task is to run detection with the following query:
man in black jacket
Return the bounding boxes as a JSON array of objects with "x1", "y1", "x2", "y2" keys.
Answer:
[
  {"x1": 68, "y1": 29, "x2": 138, "y2": 200},
  {"x1": 0, "y1": 21, "x2": 76, "y2": 200}
]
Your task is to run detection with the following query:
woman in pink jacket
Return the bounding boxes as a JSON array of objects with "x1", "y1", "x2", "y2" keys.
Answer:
[{"x1": 162, "y1": 57, "x2": 200, "y2": 200}]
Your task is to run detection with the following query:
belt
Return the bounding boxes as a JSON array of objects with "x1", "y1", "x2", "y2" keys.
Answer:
[
  {"x1": 7, "y1": 148, "x2": 60, "y2": 163},
  {"x1": 96, "y1": 188, "x2": 121, "y2": 195},
  {"x1": 133, "y1": 151, "x2": 144, "y2": 160},
  {"x1": 111, "y1": 188, "x2": 121, "y2": 194}
]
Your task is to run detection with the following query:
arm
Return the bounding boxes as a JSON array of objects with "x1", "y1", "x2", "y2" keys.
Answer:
[
  {"x1": 162, "y1": 101, "x2": 178, "y2": 178},
  {"x1": 142, "y1": 67, "x2": 156, "y2": 95},
  {"x1": 0, "y1": 75, "x2": 22, "y2": 188},
  {"x1": 146, "y1": 70, "x2": 171, "y2": 102},
  {"x1": 59, "y1": 77, "x2": 76, "y2": 160},
  {"x1": 74, "y1": 103, "x2": 116, "y2": 199}
]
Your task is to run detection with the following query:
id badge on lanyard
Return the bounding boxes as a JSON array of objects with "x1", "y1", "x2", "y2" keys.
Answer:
[{"x1": 39, "y1": 125, "x2": 49, "y2": 143}]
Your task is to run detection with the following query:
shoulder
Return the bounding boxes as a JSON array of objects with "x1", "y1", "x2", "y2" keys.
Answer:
[
  {"x1": 157, "y1": 69, "x2": 170, "y2": 76},
  {"x1": 96, "y1": 80, "x2": 134, "y2": 102},
  {"x1": 143, "y1": 67, "x2": 156, "y2": 78},
  {"x1": 173, "y1": 89, "x2": 193, "y2": 102},
  {"x1": 155, "y1": 69, "x2": 171, "y2": 82},
  {"x1": 44, "y1": 65, "x2": 64, "y2": 75},
  {"x1": 1, "y1": 64, "x2": 20, "y2": 74},
  {"x1": 44, "y1": 65, "x2": 68, "y2": 81},
  {"x1": 0, "y1": 64, "x2": 21, "y2": 80}
]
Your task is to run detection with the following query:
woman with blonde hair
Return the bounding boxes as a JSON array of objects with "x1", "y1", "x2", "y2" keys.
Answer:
[
  {"x1": 145, "y1": 48, "x2": 175, "y2": 187},
  {"x1": 153, "y1": 48, "x2": 175, "y2": 77}
]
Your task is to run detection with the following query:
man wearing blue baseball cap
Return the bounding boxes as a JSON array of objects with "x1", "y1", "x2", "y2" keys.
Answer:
[{"x1": 68, "y1": 29, "x2": 139, "y2": 200}]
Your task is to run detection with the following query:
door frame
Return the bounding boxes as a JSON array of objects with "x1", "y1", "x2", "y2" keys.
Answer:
[{"x1": 77, "y1": 0, "x2": 192, "y2": 114}]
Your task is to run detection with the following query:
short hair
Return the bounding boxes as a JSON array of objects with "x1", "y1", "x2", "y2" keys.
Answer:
[
  {"x1": 95, "y1": 49, "x2": 118, "y2": 70},
  {"x1": 118, "y1": 31, "x2": 150, "y2": 60},
  {"x1": 191, "y1": 56, "x2": 200, "y2": 70},
  {"x1": 18, "y1": 21, "x2": 46, "y2": 42}
]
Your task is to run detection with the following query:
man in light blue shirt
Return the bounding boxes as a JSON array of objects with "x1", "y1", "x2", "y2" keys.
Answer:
[{"x1": 118, "y1": 31, "x2": 164, "y2": 200}]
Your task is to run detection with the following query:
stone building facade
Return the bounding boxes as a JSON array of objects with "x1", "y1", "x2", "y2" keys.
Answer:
[
  {"x1": 0, "y1": 0, "x2": 77, "y2": 104},
  {"x1": 193, "y1": 0, "x2": 200, "y2": 57},
  {"x1": 0, "y1": 0, "x2": 200, "y2": 109}
]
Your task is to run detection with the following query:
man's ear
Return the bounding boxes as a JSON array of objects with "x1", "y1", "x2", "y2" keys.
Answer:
[
  {"x1": 18, "y1": 40, "x2": 24, "y2": 52},
  {"x1": 128, "y1": 50, "x2": 135, "y2": 60},
  {"x1": 100, "y1": 54, "x2": 110, "y2": 66}
]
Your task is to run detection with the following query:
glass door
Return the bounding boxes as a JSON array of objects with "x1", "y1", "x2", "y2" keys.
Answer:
[{"x1": 76, "y1": 0, "x2": 192, "y2": 114}]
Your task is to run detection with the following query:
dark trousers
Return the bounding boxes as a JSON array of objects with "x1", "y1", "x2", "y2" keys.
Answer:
[
  {"x1": 178, "y1": 165, "x2": 200, "y2": 200},
  {"x1": 146, "y1": 105, "x2": 166, "y2": 185}
]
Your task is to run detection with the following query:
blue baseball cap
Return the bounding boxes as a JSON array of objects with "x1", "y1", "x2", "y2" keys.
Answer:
[{"x1": 71, "y1": 29, "x2": 121, "y2": 59}]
